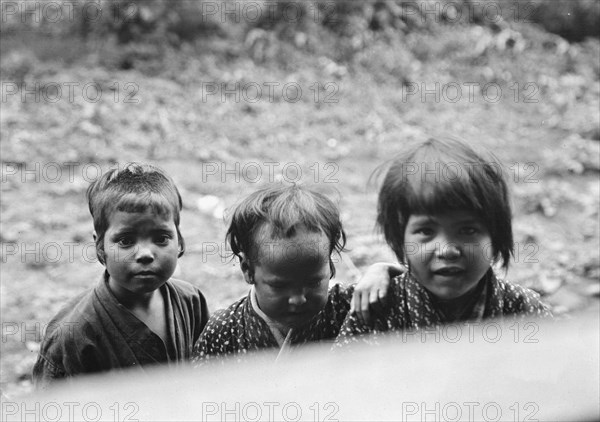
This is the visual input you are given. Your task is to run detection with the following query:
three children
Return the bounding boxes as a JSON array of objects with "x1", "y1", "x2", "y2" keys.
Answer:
[{"x1": 34, "y1": 136, "x2": 552, "y2": 384}]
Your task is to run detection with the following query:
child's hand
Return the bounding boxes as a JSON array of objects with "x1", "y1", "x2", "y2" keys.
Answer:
[{"x1": 351, "y1": 262, "x2": 404, "y2": 326}]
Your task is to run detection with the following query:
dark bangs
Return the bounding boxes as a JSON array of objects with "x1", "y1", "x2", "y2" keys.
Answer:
[
  {"x1": 402, "y1": 165, "x2": 486, "y2": 218},
  {"x1": 376, "y1": 137, "x2": 513, "y2": 268}
]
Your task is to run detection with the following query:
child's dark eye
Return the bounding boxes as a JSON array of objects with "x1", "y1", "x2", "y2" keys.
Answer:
[
  {"x1": 461, "y1": 227, "x2": 478, "y2": 235},
  {"x1": 308, "y1": 280, "x2": 323, "y2": 288},
  {"x1": 117, "y1": 237, "x2": 135, "y2": 247},
  {"x1": 154, "y1": 234, "x2": 172, "y2": 245},
  {"x1": 415, "y1": 228, "x2": 434, "y2": 236}
]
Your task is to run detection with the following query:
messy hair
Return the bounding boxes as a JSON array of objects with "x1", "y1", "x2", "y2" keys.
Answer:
[
  {"x1": 86, "y1": 163, "x2": 185, "y2": 264},
  {"x1": 227, "y1": 184, "x2": 346, "y2": 278},
  {"x1": 376, "y1": 136, "x2": 513, "y2": 268}
]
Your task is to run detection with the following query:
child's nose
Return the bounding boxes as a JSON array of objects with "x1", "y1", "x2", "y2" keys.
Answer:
[
  {"x1": 288, "y1": 291, "x2": 307, "y2": 306},
  {"x1": 135, "y1": 242, "x2": 155, "y2": 264},
  {"x1": 436, "y1": 242, "x2": 461, "y2": 260}
]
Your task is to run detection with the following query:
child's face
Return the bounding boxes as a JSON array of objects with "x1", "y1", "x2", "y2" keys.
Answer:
[
  {"x1": 246, "y1": 228, "x2": 331, "y2": 329},
  {"x1": 403, "y1": 210, "x2": 492, "y2": 300},
  {"x1": 102, "y1": 209, "x2": 179, "y2": 299}
]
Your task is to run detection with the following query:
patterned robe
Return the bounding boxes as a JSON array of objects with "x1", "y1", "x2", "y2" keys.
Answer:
[
  {"x1": 193, "y1": 283, "x2": 353, "y2": 364},
  {"x1": 335, "y1": 269, "x2": 551, "y2": 347}
]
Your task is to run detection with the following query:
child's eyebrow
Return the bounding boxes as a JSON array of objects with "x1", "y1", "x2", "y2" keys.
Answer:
[
  {"x1": 266, "y1": 273, "x2": 327, "y2": 284},
  {"x1": 151, "y1": 227, "x2": 176, "y2": 233},
  {"x1": 264, "y1": 278, "x2": 287, "y2": 286},
  {"x1": 409, "y1": 216, "x2": 436, "y2": 225},
  {"x1": 456, "y1": 218, "x2": 483, "y2": 225},
  {"x1": 110, "y1": 227, "x2": 135, "y2": 235},
  {"x1": 110, "y1": 225, "x2": 175, "y2": 235}
]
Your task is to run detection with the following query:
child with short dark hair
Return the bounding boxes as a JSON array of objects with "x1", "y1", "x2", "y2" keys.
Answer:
[
  {"x1": 336, "y1": 137, "x2": 551, "y2": 345},
  {"x1": 192, "y1": 184, "x2": 390, "y2": 363},
  {"x1": 33, "y1": 163, "x2": 209, "y2": 388}
]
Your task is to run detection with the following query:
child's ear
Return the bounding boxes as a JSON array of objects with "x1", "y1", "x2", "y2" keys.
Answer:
[
  {"x1": 239, "y1": 253, "x2": 254, "y2": 284},
  {"x1": 176, "y1": 227, "x2": 185, "y2": 258},
  {"x1": 93, "y1": 231, "x2": 106, "y2": 265}
]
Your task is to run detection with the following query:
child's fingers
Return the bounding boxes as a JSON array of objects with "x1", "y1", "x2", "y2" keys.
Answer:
[
  {"x1": 360, "y1": 292, "x2": 371, "y2": 324},
  {"x1": 378, "y1": 287, "x2": 388, "y2": 300},
  {"x1": 361, "y1": 291, "x2": 370, "y2": 311},
  {"x1": 351, "y1": 292, "x2": 365, "y2": 325},
  {"x1": 369, "y1": 289, "x2": 379, "y2": 305}
]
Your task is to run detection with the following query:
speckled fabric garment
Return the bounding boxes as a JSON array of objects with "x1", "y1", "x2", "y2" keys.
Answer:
[
  {"x1": 192, "y1": 283, "x2": 353, "y2": 364},
  {"x1": 335, "y1": 269, "x2": 551, "y2": 347}
]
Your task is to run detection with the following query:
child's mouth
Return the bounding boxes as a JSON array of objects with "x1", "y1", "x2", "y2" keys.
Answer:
[
  {"x1": 287, "y1": 310, "x2": 311, "y2": 322},
  {"x1": 433, "y1": 267, "x2": 465, "y2": 276},
  {"x1": 135, "y1": 271, "x2": 157, "y2": 277}
]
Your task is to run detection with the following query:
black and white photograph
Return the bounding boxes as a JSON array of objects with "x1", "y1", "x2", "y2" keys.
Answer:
[{"x1": 1, "y1": 0, "x2": 599, "y2": 421}]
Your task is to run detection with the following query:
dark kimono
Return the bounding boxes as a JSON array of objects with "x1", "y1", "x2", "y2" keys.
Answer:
[
  {"x1": 192, "y1": 283, "x2": 353, "y2": 364},
  {"x1": 33, "y1": 272, "x2": 209, "y2": 389},
  {"x1": 335, "y1": 269, "x2": 552, "y2": 347}
]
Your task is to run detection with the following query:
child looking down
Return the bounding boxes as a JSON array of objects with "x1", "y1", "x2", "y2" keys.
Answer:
[{"x1": 193, "y1": 184, "x2": 391, "y2": 363}]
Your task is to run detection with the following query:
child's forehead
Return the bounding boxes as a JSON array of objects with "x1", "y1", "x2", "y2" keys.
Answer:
[
  {"x1": 107, "y1": 209, "x2": 174, "y2": 227},
  {"x1": 255, "y1": 239, "x2": 331, "y2": 275},
  {"x1": 254, "y1": 224, "x2": 330, "y2": 248},
  {"x1": 249, "y1": 224, "x2": 330, "y2": 266},
  {"x1": 106, "y1": 192, "x2": 175, "y2": 214}
]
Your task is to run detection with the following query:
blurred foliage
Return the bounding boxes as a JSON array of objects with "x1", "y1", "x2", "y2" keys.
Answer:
[
  {"x1": 526, "y1": 0, "x2": 600, "y2": 42},
  {"x1": 1, "y1": 0, "x2": 598, "y2": 46},
  {"x1": 1, "y1": 0, "x2": 598, "y2": 81}
]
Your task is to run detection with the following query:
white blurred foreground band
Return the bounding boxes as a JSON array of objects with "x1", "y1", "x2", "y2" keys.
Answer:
[{"x1": 4, "y1": 311, "x2": 598, "y2": 422}]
